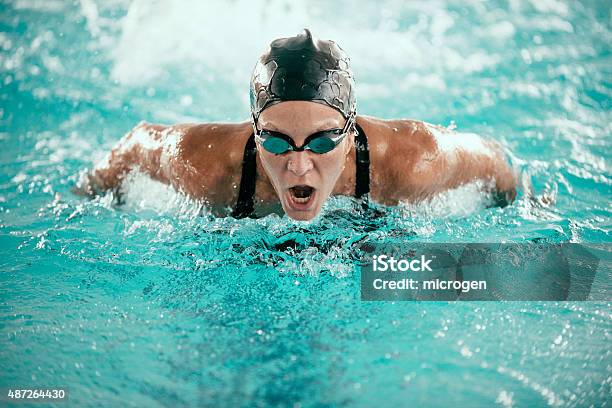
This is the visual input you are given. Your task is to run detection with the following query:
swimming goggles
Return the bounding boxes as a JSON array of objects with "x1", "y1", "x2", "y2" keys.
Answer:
[{"x1": 253, "y1": 113, "x2": 354, "y2": 155}]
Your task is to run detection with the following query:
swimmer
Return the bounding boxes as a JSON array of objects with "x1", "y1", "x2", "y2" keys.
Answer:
[{"x1": 76, "y1": 29, "x2": 517, "y2": 221}]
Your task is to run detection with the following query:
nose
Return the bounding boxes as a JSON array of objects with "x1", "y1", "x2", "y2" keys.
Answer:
[{"x1": 287, "y1": 151, "x2": 314, "y2": 177}]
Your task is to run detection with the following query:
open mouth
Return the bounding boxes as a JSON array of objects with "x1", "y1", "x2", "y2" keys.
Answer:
[{"x1": 287, "y1": 185, "x2": 316, "y2": 210}]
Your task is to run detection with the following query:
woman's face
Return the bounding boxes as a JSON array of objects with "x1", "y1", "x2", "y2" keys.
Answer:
[{"x1": 256, "y1": 101, "x2": 353, "y2": 221}]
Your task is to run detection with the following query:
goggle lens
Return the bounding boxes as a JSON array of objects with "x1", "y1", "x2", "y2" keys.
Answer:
[
  {"x1": 261, "y1": 135, "x2": 293, "y2": 154},
  {"x1": 306, "y1": 134, "x2": 337, "y2": 153},
  {"x1": 258, "y1": 130, "x2": 343, "y2": 155}
]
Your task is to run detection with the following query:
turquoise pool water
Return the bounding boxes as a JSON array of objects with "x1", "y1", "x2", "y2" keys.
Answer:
[{"x1": 1, "y1": 0, "x2": 611, "y2": 406}]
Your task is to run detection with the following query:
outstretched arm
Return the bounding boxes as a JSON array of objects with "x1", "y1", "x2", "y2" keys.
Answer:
[
  {"x1": 417, "y1": 123, "x2": 517, "y2": 205},
  {"x1": 376, "y1": 120, "x2": 517, "y2": 206},
  {"x1": 74, "y1": 121, "x2": 188, "y2": 197},
  {"x1": 74, "y1": 121, "x2": 252, "y2": 210}
]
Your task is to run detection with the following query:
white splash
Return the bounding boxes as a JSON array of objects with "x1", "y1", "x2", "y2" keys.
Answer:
[
  {"x1": 160, "y1": 128, "x2": 184, "y2": 167},
  {"x1": 495, "y1": 390, "x2": 514, "y2": 407},
  {"x1": 425, "y1": 122, "x2": 494, "y2": 157},
  {"x1": 94, "y1": 151, "x2": 112, "y2": 171},
  {"x1": 79, "y1": 0, "x2": 101, "y2": 37},
  {"x1": 106, "y1": 0, "x2": 504, "y2": 88},
  {"x1": 400, "y1": 180, "x2": 494, "y2": 218},
  {"x1": 119, "y1": 170, "x2": 205, "y2": 218},
  {"x1": 116, "y1": 122, "x2": 161, "y2": 155}
]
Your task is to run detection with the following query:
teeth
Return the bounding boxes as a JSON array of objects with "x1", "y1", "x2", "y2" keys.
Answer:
[
  {"x1": 289, "y1": 185, "x2": 314, "y2": 204},
  {"x1": 289, "y1": 187, "x2": 314, "y2": 205}
]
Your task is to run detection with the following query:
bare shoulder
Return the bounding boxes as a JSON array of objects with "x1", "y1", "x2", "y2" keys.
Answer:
[
  {"x1": 131, "y1": 120, "x2": 253, "y2": 205},
  {"x1": 356, "y1": 115, "x2": 437, "y2": 160},
  {"x1": 357, "y1": 115, "x2": 515, "y2": 203},
  {"x1": 356, "y1": 115, "x2": 437, "y2": 202},
  {"x1": 177, "y1": 122, "x2": 253, "y2": 171},
  {"x1": 174, "y1": 121, "x2": 253, "y2": 204}
]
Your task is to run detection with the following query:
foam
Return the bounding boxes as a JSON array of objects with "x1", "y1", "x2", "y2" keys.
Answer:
[
  {"x1": 110, "y1": 0, "x2": 314, "y2": 86},
  {"x1": 399, "y1": 180, "x2": 494, "y2": 219},
  {"x1": 119, "y1": 170, "x2": 204, "y2": 218},
  {"x1": 79, "y1": 0, "x2": 101, "y2": 37},
  {"x1": 106, "y1": 0, "x2": 504, "y2": 88}
]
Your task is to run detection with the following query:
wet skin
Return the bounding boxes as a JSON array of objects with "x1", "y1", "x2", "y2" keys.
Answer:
[{"x1": 79, "y1": 101, "x2": 517, "y2": 220}]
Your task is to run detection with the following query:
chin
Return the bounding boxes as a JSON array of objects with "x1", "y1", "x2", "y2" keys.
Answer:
[
  {"x1": 282, "y1": 198, "x2": 324, "y2": 221},
  {"x1": 286, "y1": 209, "x2": 319, "y2": 221}
]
